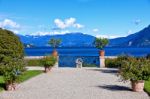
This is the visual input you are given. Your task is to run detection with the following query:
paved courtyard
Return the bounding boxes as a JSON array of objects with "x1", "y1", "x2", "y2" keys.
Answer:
[{"x1": 0, "y1": 68, "x2": 149, "y2": 99}]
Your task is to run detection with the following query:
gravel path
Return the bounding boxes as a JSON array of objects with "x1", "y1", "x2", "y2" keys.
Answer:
[{"x1": 0, "y1": 68, "x2": 149, "y2": 99}]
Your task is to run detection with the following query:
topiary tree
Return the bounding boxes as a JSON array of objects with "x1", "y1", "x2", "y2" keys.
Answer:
[
  {"x1": 94, "y1": 38, "x2": 109, "y2": 50},
  {"x1": 94, "y1": 37, "x2": 109, "y2": 68},
  {"x1": 48, "y1": 38, "x2": 61, "y2": 49},
  {"x1": 0, "y1": 28, "x2": 25, "y2": 90},
  {"x1": 48, "y1": 38, "x2": 61, "y2": 57}
]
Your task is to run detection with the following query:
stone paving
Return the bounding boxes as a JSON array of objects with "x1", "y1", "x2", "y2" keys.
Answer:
[{"x1": 0, "y1": 68, "x2": 149, "y2": 99}]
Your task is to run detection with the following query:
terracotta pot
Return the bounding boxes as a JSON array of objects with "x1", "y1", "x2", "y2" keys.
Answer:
[
  {"x1": 131, "y1": 80, "x2": 144, "y2": 92},
  {"x1": 99, "y1": 50, "x2": 105, "y2": 56},
  {"x1": 52, "y1": 50, "x2": 58, "y2": 57},
  {"x1": 6, "y1": 83, "x2": 17, "y2": 91}
]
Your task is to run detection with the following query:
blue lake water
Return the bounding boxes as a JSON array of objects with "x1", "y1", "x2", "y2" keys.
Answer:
[
  {"x1": 25, "y1": 47, "x2": 150, "y2": 67},
  {"x1": 25, "y1": 47, "x2": 150, "y2": 57}
]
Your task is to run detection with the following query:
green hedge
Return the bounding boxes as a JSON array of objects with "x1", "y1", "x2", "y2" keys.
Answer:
[
  {"x1": 24, "y1": 59, "x2": 43, "y2": 66},
  {"x1": 105, "y1": 58, "x2": 120, "y2": 68}
]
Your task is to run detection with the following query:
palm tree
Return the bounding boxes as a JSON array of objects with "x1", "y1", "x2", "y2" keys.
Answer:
[
  {"x1": 48, "y1": 38, "x2": 61, "y2": 57},
  {"x1": 94, "y1": 37, "x2": 109, "y2": 56}
]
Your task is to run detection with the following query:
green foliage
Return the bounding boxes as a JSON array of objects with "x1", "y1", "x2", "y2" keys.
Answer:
[
  {"x1": 119, "y1": 57, "x2": 150, "y2": 81},
  {"x1": 105, "y1": 58, "x2": 121, "y2": 68},
  {"x1": 105, "y1": 55, "x2": 130, "y2": 68},
  {"x1": 82, "y1": 63, "x2": 97, "y2": 67},
  {"x1": 144, "y1": 80, "x2": 150, "y2": 95},
  {"x1": 48, "y1": 38, "x2": 61, "y2": 48},
  {"x1": 42, "y1": 56, "x2": 57, "y2": 67},
  {"x1": 0, "y1": 70, "x2": 42, "y2": 91},
  {"x1": 0, "y1": 28, "x2": 24, "y2": 84},
  {"x1": 94, "y1": 38, "x2": 109, "y2": 49},
  {"x1": 24, "y1": 59, "x2": 43, "y2": 66}
]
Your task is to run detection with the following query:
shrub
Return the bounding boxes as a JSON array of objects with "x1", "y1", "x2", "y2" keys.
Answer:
[
  {"x1": 105, "y1": 58, "x2": 120, "y2": 68},
  {"x1": 24, "y1": 59, "x2": 43, "y2": 66},
  {"x1": 82, "y1": 63, "x2": 97, "y2": 67},
  {"x1": 105, "y1": 55, "x2": 130, "y2": 68},
  {"x1": 119, "y1": 57, "x2": 150, "y2": 81},
  {"x1": 0, "y1": 28, "x2": 24, "y2": 84},
  {"x1": 42, "y1": 56, "x2": 57, "y2": 68}
]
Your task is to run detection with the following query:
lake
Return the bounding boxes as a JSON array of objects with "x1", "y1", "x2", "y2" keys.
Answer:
[
  {"x1": 25, "y1": 47, "x2": 150, "y2": 67},
  {"x1": 25, "y1": 47, "x2": 150, "y2": 57}
]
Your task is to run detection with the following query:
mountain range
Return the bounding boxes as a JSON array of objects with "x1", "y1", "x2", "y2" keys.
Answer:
[{"x1": 18, "y1": 25, "x2": 150, "y2": 48}]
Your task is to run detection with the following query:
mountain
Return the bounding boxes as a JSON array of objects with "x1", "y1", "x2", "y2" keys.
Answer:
[
  {"x1": 18, "y1": 25, "x2": 150, "y2": 48},
  {"x1": 18, "y1": 33, "x2": 96, "y2": 47},
  {"x1": 109, "y1": 25, "x2": 150, "y2": 47}
]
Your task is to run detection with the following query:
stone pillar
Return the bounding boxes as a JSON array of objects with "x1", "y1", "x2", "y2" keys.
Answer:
[
  {"x1": 99, "y1": 50, "x2": 105, "y2": 68},
  {"x1": 99, "y1": 56, "x2": 105, "y2": 68},
  {"x1": 54, "y1": 56, "x2": 59, "y2": 68}
]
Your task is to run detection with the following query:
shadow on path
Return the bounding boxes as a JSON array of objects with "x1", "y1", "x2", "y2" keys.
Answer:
[
  {"x1": 96, "y1": 85, "x2": 132, "y2": 91},
  {"x1": 87, "y1": 69, "x2": 118, "y2": 74}
]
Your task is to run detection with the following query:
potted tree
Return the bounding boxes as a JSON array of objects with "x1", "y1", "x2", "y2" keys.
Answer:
[
  {"x1": 119, "y1": 57, "x2": 150, "y2": 92},
  {"x1": 94, "y1": 37, "x2": 109, "y2": 57},
  {"x1": 94, "y1": 37, "x2": 109, "y2": 68},
  {"x1": 1, "y1": 59, "x2": 24, "y2": 91},
  {"x1": 42, "y1": 56, "x2": 57, "y2": 73},
  {"x1": 48, "y1": 38, "x2": 61, "y2": 57},
  {"x1": 0, "y1": 29, "x2": 25, "y2": 91}
]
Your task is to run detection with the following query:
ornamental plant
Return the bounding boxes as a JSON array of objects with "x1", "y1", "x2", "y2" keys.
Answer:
[
  {"x1": 0, "y1": 28, "x2": 25, "y2": 89},
  {"x1": 42, "y1": 56, "x2": 57, "y2": 68},
  {"x1": 94, "y1": 38, "x2": 109, "y2": 49},
  {"x1": 119, "y1": 57, "x2": 150, "y2": 82},
  {"x1": 48, "y1": 38, "x2": 61, "y2": 49}
]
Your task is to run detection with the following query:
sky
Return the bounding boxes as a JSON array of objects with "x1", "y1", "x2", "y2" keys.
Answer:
[{"x1": 0, "y1": 0, "x2": 150, "y2": 38}]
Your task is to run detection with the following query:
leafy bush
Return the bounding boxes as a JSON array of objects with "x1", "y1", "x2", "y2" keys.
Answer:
[
  {"x1": 119, "y1": 57, "x2": 150, "y2": 81},
  {"x1": 24, "y1": 59, "x2": 43, "y2": 66},
  {"x1": 105, "y1": 55, "x2": 130, "y2": 68},
  {"x1": 42, "y1": 56, "x2": 57, "y2": 68},
  {"x1": 0, "y1": 28, "x2": 24, "y2": 84},
  {"x1": 82, "y1": 63, "x2": 97, "y2": 67},
  {"x1": 105, "y1": 58, "x2": 120, "y2": 68}
]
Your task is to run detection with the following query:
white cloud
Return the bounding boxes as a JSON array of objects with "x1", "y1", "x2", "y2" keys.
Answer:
[
  {"x1": 93, "y1": 28, "x2": 99, "y2": 32},
  {"x1": 96, "y1": 34, "x2": 123, "y2": 39},
  {"x1": 0, "y1": 19, "x2": 20, "y2": 29},
  {"x1": 73, "y1": 23, "x2": 84, "y2": 29},
  {"x1": 54, "y1": 17, "x2": 84, "y2": 29}
]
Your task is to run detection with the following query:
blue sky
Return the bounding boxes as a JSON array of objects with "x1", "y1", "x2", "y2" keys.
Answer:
[{"x1": 0, "y1": 0, "x2": 150, "y2": 38}]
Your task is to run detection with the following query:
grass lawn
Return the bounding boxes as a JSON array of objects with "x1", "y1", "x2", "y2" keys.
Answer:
[
  {"x1": 0, "y1": 70, "x2": 43, "y2": 91},
  {"x1": 144, "y1": 80, "x2": 150, "y2": 95}
]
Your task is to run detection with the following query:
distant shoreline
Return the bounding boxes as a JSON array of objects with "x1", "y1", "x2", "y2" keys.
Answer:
[{"x1": 24, "y1": 56, "x2": 117, "y2": 59}]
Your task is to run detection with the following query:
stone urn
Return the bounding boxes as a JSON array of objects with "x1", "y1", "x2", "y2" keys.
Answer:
[
  {"x1": 99, "y1": 50, "x2": 105, "y2": 57},
  {"x1": 131, "y1": 80, "x2": 145, "y2": 92},
  {"x1": 6, "y1": 82, "x2": 17, "y2": 91},
  {"x1": 52, "y1": 49, "x2": 58, "y2": 57}
]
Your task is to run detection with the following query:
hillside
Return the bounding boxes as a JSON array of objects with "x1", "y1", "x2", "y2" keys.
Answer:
[
  {"x1": 18, "y1": 33, "x2": 95, "y2": 47},
  {"x1": 18, "y1": 25, "x2": 150, "y2": 47},
  {"x1": 109, "y1": 25, "x2": 150, "y2": 47}
]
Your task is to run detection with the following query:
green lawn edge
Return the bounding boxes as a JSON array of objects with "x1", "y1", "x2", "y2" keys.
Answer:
[
  {"x1": 0, "y1": 70, "x2": 43, "y2": 91},
  {"x1": 144, "y1": 80, "x2": 150, "y2": 95}
]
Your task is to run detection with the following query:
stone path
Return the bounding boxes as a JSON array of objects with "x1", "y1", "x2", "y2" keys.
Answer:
[{"x1": 0, "y1": 68, "x2": 149, "y2": 99}]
